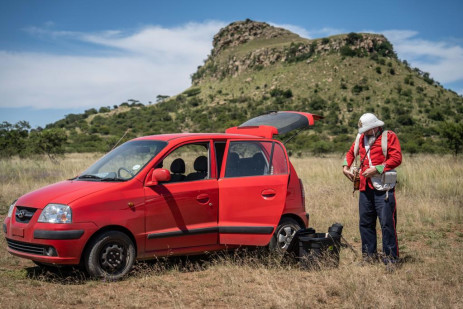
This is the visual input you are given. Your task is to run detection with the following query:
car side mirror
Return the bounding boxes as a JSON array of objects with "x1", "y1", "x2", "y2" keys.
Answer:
[{"x1": 146, "y1": 168, "x2": 171, "y2": 186}]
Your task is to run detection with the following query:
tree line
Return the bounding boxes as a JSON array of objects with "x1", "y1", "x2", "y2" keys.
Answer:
[{"x1": 0, "y1": 121, "x2": 67, "y2": 159}]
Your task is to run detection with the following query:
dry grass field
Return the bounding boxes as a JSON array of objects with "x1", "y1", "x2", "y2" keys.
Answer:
[{"x1": 0, "y1": 153, "x2": 462, "y2": 308}]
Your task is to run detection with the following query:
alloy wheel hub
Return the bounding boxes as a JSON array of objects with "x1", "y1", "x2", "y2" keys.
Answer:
[
  {"x1": 101, "y1": 244, "x2": 125, "y2": 271},
  {"x1": 278, "y1": 226, "x2": 296, "y2": 249}
]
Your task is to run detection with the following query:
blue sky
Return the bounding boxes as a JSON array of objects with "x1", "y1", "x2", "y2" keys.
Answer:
[{"x1": 1, "y1": 0, "x2": 462, "y2": 128}]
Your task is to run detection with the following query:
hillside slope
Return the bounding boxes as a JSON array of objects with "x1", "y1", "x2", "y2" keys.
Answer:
[{"x1": 48, "y1": 20, "x2": 462, "y2": 154}]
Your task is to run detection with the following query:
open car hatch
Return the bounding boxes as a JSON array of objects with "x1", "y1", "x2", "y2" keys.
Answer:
[{"x1": 226, "y1": 111, "x2": 323, "y2": 138}]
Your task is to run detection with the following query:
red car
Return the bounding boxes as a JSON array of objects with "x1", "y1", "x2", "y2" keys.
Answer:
[{"x1": 3, "y1": 111, "x2": 321, "y2": 279}]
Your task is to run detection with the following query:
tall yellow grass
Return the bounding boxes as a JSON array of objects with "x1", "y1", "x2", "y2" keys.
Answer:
[{"x1": 0, "y1": 153, "x2": 462, "y2": 308}]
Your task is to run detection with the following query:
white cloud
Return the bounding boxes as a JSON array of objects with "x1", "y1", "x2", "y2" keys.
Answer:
[
  {"x1": 269, "y1": 23, "x2": 344, "y2": 39},
  {"x1": 365, "y1": 30, "x2": 463, "y2": 85},
  {"x1": 1, "y1": 21, "x2": 462, "y2": 111},
  {"x1": 0, "y1": 21, "x2": 226, "y2": 109},
  {"x1": 307, "y1": 27, "x2": 346, "y2": 39},
  {"x1": 270, "y1": 23, "x2": 311, "y2": 39}
]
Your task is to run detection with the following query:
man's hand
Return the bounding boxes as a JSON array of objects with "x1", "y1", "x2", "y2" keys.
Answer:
[
  {"x1": 343, "y1": 166, "x2": 354, "y2": 182},
  {"x1": 362, "y1": 166, "x2": 378, "y2": 178}
]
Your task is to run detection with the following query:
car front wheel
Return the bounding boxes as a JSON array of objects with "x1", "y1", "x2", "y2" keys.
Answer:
[
  {"x1": 84, "y1": 230, "x2": 135, "y2": 280},
  {"x1": 269, "y1": 217, "x2": 302, "y2": 253}
]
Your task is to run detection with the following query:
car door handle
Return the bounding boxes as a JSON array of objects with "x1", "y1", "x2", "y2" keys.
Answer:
[
  {"x1": 196, "y1": 194, "x2": 210, "y2": 204},
  {"x1": 261, "y1": 189, "x2": 276, "y2": 198}
]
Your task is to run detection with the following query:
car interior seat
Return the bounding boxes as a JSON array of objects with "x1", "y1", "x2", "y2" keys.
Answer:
[
  {"x1": 225, "y1": 152, "x2": 240, "y2": 177},
  {"x1": 250, "y1": 152, "x2": 267, "y2": 175},
  {"x1": 185, "y1": 156, "x2": 208, "y2": 180},
  {"x1": 170, "y1": 158, "x2": 186, "y2": 182}
]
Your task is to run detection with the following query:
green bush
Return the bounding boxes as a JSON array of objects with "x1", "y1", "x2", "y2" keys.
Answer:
[
  {"x1": 351, "y1": 84, "x2": 368, "y2": 95},
  {"x1": 396, "y1": 115, "x2": 414, "y2": 126},
  {"x1": 308, "y1": 95, "x2": 326, "y2": 111},
  {"x1": 340, "y1": 45, "x2": 356, "y2": 57},
  {"x1": 439, "y1": 122, "x2": 463, "y2": 155},
  {"x1": 374, "y1": 41, "x2": 394, "y2": 57},
  {"x1": 346, "y1": 32, "x2": 363, "y2": 45},
  {"x1": 183, "y1": 87, "x2": 202, "y2": 97},
  {"x1": 270, "y1": 88, "x2": 293, "y2": 98},
  {"x1": 428, "y1": 109, "x2": 445, "y2": 121}
]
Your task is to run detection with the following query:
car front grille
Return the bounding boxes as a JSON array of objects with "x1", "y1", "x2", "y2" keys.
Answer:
[
  {"x1": 15, "y1": 206, "x2": 38, "y2": 224},
  {"x1": 6, "y1": 238, "x2": 48, "y2": 256}
]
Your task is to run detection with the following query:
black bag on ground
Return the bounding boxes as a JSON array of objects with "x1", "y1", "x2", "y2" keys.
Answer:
[{"x1": 285, "y1": 223, "x2": 343, "y2": 269}]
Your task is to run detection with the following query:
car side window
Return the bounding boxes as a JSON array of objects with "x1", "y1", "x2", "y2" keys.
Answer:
[
  {"x1": 224, "y1": 142, "x2": 267, "y2": 177},
  {"x1": 161, "y1": 143, "x2": 209, "y2": 182},
  {"x1": 271, "y1": 143, "x2": 288, "y2": 175}
]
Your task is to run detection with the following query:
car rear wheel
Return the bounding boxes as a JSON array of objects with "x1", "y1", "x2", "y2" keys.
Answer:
[
  {"x1": 269, "y1": 217, "x2": 302, "y2": 254},
  {"x1": 84, "y1": 230, "x2": 135, "y2": 280}
]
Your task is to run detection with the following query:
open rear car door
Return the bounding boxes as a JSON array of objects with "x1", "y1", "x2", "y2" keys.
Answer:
[
  {"x1": 226, "y1": 111, "x2": 323, "y2": 138},
  {"x1": 219, "y1": 111, "x2": 321, "y2": 246}
]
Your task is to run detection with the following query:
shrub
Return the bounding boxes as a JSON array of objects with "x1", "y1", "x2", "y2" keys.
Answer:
[
  {"x1": 340, "y1": 45, "x2": 356, "y2": 57},
  {"x1": 308, "y1": 95, "x2": 326, "y2": 111},
  {"x1": 84, "y1": 108, "x2": 98, "y2": 116},
  {"x1": 311, "y1": 141, "x2": 333, "y2": 155},
  {"x1": 375, "y1": 41, "x2": 394, "y2": 57},
  {"x1": 423, "y1": 72, "x2": 434, "y2": 85},
  {"x1": 397, "y1": 115, "x2": 414, "y2": 126},
  {"x1": 346, "y1": 32, "x2": 363, "y2": 45},
  {"x1": 270, "y1": 88, "x2": 293, "y2": 98},
  {"x1": 183, "y1": 87, "x2": 201, "y2": 97},
  {"x1": 428, "y1": 109, "x2": 445, "y2": 121},
  {"x1": 439, "y1": 122, "x2": 463, "y2": 155},
  {"x1": 351, "y1": 84, "x2": 366, "y2": 95}
]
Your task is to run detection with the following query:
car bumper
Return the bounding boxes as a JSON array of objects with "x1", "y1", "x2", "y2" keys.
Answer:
[{"x1": 3, "y1": 217, "x2": 98, "y2": 265}]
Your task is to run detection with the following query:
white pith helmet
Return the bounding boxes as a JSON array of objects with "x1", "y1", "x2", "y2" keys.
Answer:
[{"x1": 358, "y1": 113, "x2": 384, "y2": 134}]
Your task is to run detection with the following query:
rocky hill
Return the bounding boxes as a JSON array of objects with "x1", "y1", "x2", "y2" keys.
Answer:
[
  {"x1": 193, "y1": 20, "x2": 393, "y2": 83},
  {"x1": 47, "y1": 20, "x2": 462, "y2": 154}
]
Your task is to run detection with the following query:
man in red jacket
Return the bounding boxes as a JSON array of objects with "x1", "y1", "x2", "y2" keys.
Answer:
[{"x1": 342, "y1": 113, "x2": 402, "y2": 266}]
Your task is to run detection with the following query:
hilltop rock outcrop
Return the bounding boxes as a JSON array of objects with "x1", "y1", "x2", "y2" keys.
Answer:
[
  {"x1": 192, "y1": 20, "x2": 395, "y2": 85},
  {"x1": 211, "y1": 19, "x2": 296, "y2": 56}
]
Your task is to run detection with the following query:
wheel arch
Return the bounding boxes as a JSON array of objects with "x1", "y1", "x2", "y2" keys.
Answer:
[
  {"x1": 79, "y1": 225, "x2": 138, "y2": 265},
  {"x1": 279, "y1": 213, "x2": 305, "y2": 230}
]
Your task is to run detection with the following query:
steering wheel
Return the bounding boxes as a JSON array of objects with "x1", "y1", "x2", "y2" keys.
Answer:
[{"x1": 117, "y1": 167, "x2": 134, "y2": 178}]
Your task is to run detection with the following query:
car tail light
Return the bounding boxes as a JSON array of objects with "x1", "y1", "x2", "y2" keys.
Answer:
[{"x1": 299, "y1": 178, "x2": 306, "y2": 209}]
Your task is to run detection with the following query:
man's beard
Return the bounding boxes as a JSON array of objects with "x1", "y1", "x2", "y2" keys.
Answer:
[{"x1": 366, "y1": 133, "x2": 376, "y2": 146}]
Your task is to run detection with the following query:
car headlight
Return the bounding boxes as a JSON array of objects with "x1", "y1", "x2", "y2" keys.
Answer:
[
  {"x1": 38, "y1": 204, "x2": 72, "y2": 224},
  {"x1": 7, "y1": 200, "x2": 17, "y2": 218}
]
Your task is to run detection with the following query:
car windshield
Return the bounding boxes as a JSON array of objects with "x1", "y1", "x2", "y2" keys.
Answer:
[{"x1": 78, "y1": 140, "x2": 167, "y2": 181}]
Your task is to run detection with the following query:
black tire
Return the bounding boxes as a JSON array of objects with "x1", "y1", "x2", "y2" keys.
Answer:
[
  {"x1": 269, "y1": 217, "x2": 302, "y2": 254},
  {"x1": 84, "y1": 230, "x2": 135, "y2": 280}
]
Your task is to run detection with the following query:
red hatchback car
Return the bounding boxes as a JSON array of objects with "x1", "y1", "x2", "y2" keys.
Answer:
[{"x1": 3, "y1": 111, "x2": 320, "y2": 279}]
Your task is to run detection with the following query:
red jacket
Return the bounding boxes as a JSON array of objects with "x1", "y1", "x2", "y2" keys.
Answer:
[{"x1": 344, "y1": 130, "x2": 402, "y2": 191}]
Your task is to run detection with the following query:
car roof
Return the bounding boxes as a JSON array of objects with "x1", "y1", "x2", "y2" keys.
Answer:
[{"x1": 133, "y1": 132, "x2": 269, "y2": 142}]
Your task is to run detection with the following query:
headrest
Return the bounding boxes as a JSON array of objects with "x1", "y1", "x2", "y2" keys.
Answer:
[
  {"x1": 228, "y1": 152, "x2": 240, "y2": 162},
  {"x1": 170, "y1": 158, "x2": 185, "y2": 174},
  {"x1": 252, "y1": 152, "x2": 265, "y2": 162},
  {"x1": 194, "y1": 156, "x2": 208, "y2": 172}
]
